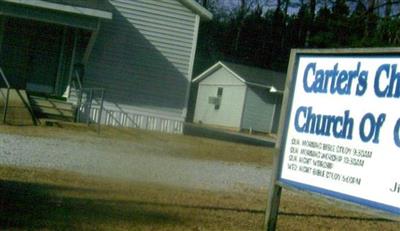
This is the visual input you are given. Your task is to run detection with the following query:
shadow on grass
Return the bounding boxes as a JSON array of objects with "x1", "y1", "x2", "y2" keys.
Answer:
[
  {"x1": 183, "y1": 123, "x2": 275, "y2": 147},
  {"x1": 0, "y1": 180, "x2": 182, "y2": 229},
  {"x1": 1, "y1": 180, "x2": 393, "y2": 229}
]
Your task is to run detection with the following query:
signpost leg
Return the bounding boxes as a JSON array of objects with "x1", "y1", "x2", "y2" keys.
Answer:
[
  {"x1": 264, "y1": 151, "x2": 283, "y2": 231},
  {"x1": 264, "y1": 49, "x2": 295, "y2": 230},
  {"x1": 265, "y1": 184, "x2": 282, "y2": 230}
]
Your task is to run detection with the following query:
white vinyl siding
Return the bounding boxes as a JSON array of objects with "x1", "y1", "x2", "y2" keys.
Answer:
[
  {"x1": 200, "y1": 68, "x2": 243, "y2": 86},
  {"x1": 193, "y1": 70, "x2": 246, "y2": 129},
  {"x1": 79, "y1": 0, "x2": 199, "y2": 132}
]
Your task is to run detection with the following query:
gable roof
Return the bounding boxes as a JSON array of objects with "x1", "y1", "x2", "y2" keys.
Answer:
[{"x1": 193, "y1": 61, "x2": 286, "y2": 93}]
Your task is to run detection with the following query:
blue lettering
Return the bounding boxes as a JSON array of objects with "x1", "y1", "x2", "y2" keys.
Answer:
[
  {"x1": 356, "y1": 70, "x2": 368, "y2": 96},
  {"x1": 394, "y1": 119, "x2": 400, "y2": 148},
  {"x1": 348, "y1": 62, "x2": 361, "y2": 94},
  {"x1": 389, "y1": 64, "x2": 400, "y2": 97},
  {"x1": 303, "y1": 63, "x2": 316, "y2": 93},
  {"x1": 302, "y1": 62, "x2": 367, "y2": 96},
  {"x1": 359, "y1": 113, "x2": 386, "y2": 143},
  {"x1": 294, "y1": 106, "x2": 353, "y2": 140},
  {"x1": 360, "y1": 114, "x2": 375, "y2": 142},
  {"x1": 374, "y1": 64, "x2": 400, "y2": 98},
  {"x1": 294, "y1": 106, "x2": 307, "y2": 132},
  {"x1": 374, "y1": 64, "x2": 390, "y2": 97},
  {"x1": 315, "y1": 70, "x2": 326, "y2": 93}
]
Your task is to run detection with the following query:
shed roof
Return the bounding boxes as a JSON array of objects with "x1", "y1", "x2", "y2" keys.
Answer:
[{"x1": 193, "y1": 61, "x2": 286, "y2": 92}]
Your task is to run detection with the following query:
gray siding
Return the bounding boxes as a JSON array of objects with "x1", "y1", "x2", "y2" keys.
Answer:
[
  {"x1": 82, "y1": 0, "x2": 198, "y2": 128},
  {"x1": 271, "y1": 95, "x2": 282, "y2": 133},
  {"x1": 241, "y1": 86, "x2": 277, "y2": 133},
  {"x1": 193, "y1": 69, "x2": 246, "y2": 129}
]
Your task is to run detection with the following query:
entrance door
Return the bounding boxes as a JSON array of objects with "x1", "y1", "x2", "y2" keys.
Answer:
[{"x1": 0, "y1": 18, "x2": 63, "y2": 93}]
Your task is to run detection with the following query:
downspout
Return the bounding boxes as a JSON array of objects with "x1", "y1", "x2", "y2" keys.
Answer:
[
  {"x1": 182, "y1": 15, "x2": 200, "y2": 120},
  {"x1": 239, "y1": 85, "x2": 248, "y2": 131},
  {"x1": 269, "y1": 94, "x2": 277, "y2": 133}
]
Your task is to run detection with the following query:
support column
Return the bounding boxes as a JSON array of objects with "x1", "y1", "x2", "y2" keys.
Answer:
[
  {"x1": 65, "y1": 28, "x2": 78, "y2": 98},
  {"x1": 82, "y1": 19, "x2": 100, "y2": 65},
  {"x1": 55, "y1": 26, "x2": 67, "y2": 95}
]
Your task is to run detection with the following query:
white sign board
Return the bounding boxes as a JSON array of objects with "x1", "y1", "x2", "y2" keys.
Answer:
[{"x1": 280, "y1": 54, "x2": 400, "y2": 215}]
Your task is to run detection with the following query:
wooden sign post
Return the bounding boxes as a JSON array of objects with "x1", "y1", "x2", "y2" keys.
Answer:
[{"x1": 265, "y1": 48, "x2": 400, "y2": 231}]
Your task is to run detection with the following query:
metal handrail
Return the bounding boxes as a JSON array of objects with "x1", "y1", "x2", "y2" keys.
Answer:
[
  {"x1": 0, "y1": 67, "x2": 10, "y2": 124},
  {"x1": 72, "y1": 70, "x2": 105, "y2": 133},
  {"x1": 74, "y1": 70, "x2": 83, "y2": 90}
]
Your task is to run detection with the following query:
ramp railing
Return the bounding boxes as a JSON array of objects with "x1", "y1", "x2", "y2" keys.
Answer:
[
  {"x1": 0, "y1": 67, "x2": 10, "y2": 124},
  {"x1": 71, "y1": 70, "x2": 105, "y2": 133}
]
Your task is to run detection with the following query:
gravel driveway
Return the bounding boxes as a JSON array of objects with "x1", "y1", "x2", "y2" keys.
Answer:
[{"x1": 0, "y1": 133, "x2": 271, "y2": 192}]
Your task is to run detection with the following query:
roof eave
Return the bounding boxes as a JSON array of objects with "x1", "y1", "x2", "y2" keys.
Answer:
[
  {"x1": 3, "y1": 0, "x2": 113, "y2": 19},
  {"x1": 192, "y1": 62, "x2": 222, "y2": 83},
  {"x1": 178, "y1": 0, "x2": 213, "y2": 21},
  {"x1": 246, "y1": 82, "x2": 283, "y2": 93}
]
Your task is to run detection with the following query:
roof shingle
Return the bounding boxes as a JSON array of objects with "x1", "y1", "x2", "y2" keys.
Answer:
[{"x1": 220, "y1": 61, "x2": 286, "y2": 91}]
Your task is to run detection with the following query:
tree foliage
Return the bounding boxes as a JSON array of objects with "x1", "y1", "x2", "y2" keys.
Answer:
[{"x1": 193, "y1": 0, "x2": 400, "y2": 75}]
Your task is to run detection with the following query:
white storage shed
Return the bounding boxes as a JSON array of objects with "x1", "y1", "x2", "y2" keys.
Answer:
[{"x1": 192, "y1": 61, "x2": 286, "y2": 133}]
